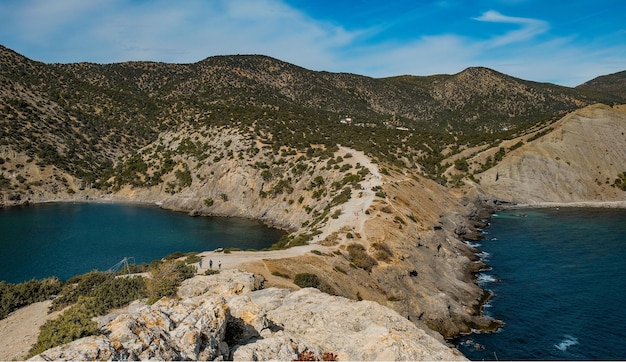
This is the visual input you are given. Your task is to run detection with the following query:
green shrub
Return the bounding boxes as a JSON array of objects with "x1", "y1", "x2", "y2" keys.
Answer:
[
  {"x1": 184, "y1": 254, "x2": 202, "y2": 264},
  {"x1": 146, "y1": 260, "x2": 196, "y2": 304},
  {"x1": 310, "y1": 249, "x2": 322, "y2": 255},
  {"x1": 372, "y1": 242, "x2": 393, "y2": 262},
  {"x1": 28, "y1": 297, "x2": 99, "y2": 357},
  {"x1": 613, "y1": 171, "x2": 626, "y2": 191},
  {"x1": 51, "y1": 271, "x2": 110, "y2": 311},
  {"x1": 271, "y1": 271, "x2": 290, "y2": 278},
  {"x1": 28, "y1": 275, "x2": 147, "y2": 357},
  {"x1": 293, "y1": 273, "x2": 320, "y2": 289},
  {"x1": 0, "y1": 278, "x2": 63, "y2": 320},
  {"x1": 347, "y1": 244, "x2": 377, "y2": 272},
  {"x1": 454, "y1": 158, "x2": 469, "y2": 172},
  {"x1": 204, "y1": 269, "x2": 220, "y2": 275}
]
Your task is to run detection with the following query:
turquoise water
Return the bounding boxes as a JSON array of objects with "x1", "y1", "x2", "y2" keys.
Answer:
[
  {"x1": 0, "y1": 203, "x2": 284, "y2": 283},
  {"x1": 454, "y1": 208, "x2": 626, "y2": 360}
]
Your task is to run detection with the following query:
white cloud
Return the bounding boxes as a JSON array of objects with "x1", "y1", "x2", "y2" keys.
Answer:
[
  {"x1": 473, "y1": 10, "x2": 549, "y2": 47},
  {"x1": 1, "y1": 1, "x2": 624, "y2": 86}
]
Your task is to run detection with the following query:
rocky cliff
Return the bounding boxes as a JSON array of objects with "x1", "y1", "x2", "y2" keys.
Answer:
[
  {"x1": 30, "y1": 270, "x2": 465, "y2": 361},
  {"x1": 474, "y1": 104, "x2": 626, "y2": 205}
]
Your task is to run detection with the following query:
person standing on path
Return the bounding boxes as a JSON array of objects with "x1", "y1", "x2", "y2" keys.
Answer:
[
  {"x1": 199, "y1": 259, "x2": 202, "y2": 268},
  {"x1": 209, "y1": 259, "x2": 213, "y2": 269},
  {"x1": 218, "y1": 260, "x2": 221, "y2": 270}
]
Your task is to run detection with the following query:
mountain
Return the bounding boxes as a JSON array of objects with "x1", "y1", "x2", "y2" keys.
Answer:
[
  {"x1": 576, "y1": 70, "x2": 626, "y2": 100},
  {"x1": 1, "y1": 44, "x2": 622, "y2": 187}
]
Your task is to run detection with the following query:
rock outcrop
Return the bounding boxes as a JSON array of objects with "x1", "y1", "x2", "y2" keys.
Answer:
[
  {"x1": 476, "y1": 104, "x2": 626, "y2": 205},
  {"x1": 30, "y1": 270, "x2": 465, "y2": 361}
]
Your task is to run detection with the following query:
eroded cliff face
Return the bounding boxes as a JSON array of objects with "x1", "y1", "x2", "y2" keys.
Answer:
[
  {"x1": 30, "y1": 270, "x2": 466, "y2": 361},
  {"x1": 235, "y1": 173, "x2": 501, "y2": 339},
  {"x1": 475, "y1": 104, "x2": 626, "y2": 205}
]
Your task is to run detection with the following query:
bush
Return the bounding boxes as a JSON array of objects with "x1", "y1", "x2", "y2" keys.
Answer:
[
  {"x1": 184, "y1": 255, "x2": 202, "y2": 264},
  {"x1": 51, "y1": 271, "x2": 110, "y2": 311},
  {"x1": 28, "y1": 275, "x2": 147, "y2": 357},
  {"x1": 271, "y1": 271, "x2": 290, "y2": 278},
  {"x1": 28, "y1": 297, "x2": 100, "y2": 357},
  {"x1": 454, "y1": 158, "x2": 469, "y2": 172},
  {"x1": 293, "y1": 273, "x2": 320, "y2": 289},
  {"x1": 347, "y1": 244, "x2": 377, "y2": 272},
  {"x1": 0, "y1": 278, "x2": 63, "y2": 320},
  {"x1": 146, "y1": 260, "x2": 196, "y2": 304},
  {"x1": 372, "y1": 242, "x2": 393, "y2": 262}
]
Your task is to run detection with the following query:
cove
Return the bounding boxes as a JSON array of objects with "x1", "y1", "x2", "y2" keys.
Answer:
[
  {"x1": 454, "y1": 207, "x2": 626, "y2": 360},
  {"x1": 0, "y1": 202, "x2": 285, "y2": 283}
]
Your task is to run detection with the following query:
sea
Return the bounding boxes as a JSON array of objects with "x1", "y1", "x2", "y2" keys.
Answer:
[
  {"x1": 0, "y1": 202, "x2": 284, "y2": 283},
  {"x1": 453, "y1": 207, "x2": 626, "y2": 361}
]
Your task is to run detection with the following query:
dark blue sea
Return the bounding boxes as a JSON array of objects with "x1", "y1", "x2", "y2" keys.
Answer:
[
  {"x1": 454, "y1": 208, "x2": 626, "y2": 361},
  {"x1": 0, "y1": 202, "x2": 284, "y2": 283}
]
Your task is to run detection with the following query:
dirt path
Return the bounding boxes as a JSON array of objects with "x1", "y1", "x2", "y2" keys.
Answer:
[
  {"x1": 316, "y1": 146, "x2": 383, "y2": 242},
  {"x1": 194, "y1": 146, "x2": 384, "y2": 273},
  {"x1": 0, "y1": 300, "x2": 61, "y2": 361}
]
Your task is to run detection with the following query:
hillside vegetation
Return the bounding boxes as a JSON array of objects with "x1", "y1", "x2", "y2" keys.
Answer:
[{"x1": 1, "y1": 44, "x2": 622, "y2": 197}]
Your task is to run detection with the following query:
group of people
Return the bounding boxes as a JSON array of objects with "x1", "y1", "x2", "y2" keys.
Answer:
[{"x1": 198, "y1": 258, "x2": 221, "y2": 270}]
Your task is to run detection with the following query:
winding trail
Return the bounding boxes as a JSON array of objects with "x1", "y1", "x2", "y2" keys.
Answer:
[
  {"x1": 316, "y1": 146, "x2": 383, "y2": 242},
  {"x1": 196, "y1": 146, "x2": 384, "y2": 272}
]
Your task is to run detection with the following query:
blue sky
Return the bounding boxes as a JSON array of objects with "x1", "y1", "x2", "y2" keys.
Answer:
[{"x1": 0, "y1": 0, "x2": 624, "y2": 86}]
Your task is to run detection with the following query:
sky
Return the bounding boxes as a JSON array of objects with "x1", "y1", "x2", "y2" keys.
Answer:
[{"x1": 0, "y1": 0, "x2": 624, "y2": 87}]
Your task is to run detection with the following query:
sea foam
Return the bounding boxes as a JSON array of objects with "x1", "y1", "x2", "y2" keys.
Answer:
[
  {"x1": 477, "y1": 273, "x2": 497, "y2": 284},
  {"x1": 554, "y1": 335, "x2": 578, "y2": 352}
]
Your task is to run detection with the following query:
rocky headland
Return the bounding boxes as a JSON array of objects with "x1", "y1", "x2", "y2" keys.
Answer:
[{"x1": 29, "y1": 270, "x2": 466, "y2": 361}]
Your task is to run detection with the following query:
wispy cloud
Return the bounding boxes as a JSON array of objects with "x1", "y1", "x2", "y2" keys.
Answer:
[
  {"x1": 0, "y1": 0, "x2": 624, "y2": 86},
  {"x1": 473, "y1": 10, "x2": 549, "y2": 47}
]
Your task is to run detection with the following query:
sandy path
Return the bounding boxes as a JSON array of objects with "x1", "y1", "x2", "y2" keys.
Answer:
[
  {"x1": 195, "y1": 146, "x2": 383, "y2": 272},
  {"x1": 195, "y1": 243, "x2": 329, "y2": 273},
  {"x1": 316, "y1": 146, "x2": 383, "y2": 241},
  {"x1": 0, "y1": 300, "x2": 62, "y2": 361}
]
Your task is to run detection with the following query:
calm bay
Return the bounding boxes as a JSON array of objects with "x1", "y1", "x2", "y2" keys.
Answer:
[
  {"x1": 454, "y1": 207, "x2": 626, "y2": 360},
  {"x1": 0, "y1": 202, "x2": 284, "y2": 283}
]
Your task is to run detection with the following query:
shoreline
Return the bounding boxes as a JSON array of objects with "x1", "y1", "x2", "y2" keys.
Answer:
[
  {"x1": 452, "y1": 198, "x2": 626, "y2": 341},
  {"x1": 498, "y1": 200, "x2": 626, "y2": 210}
]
